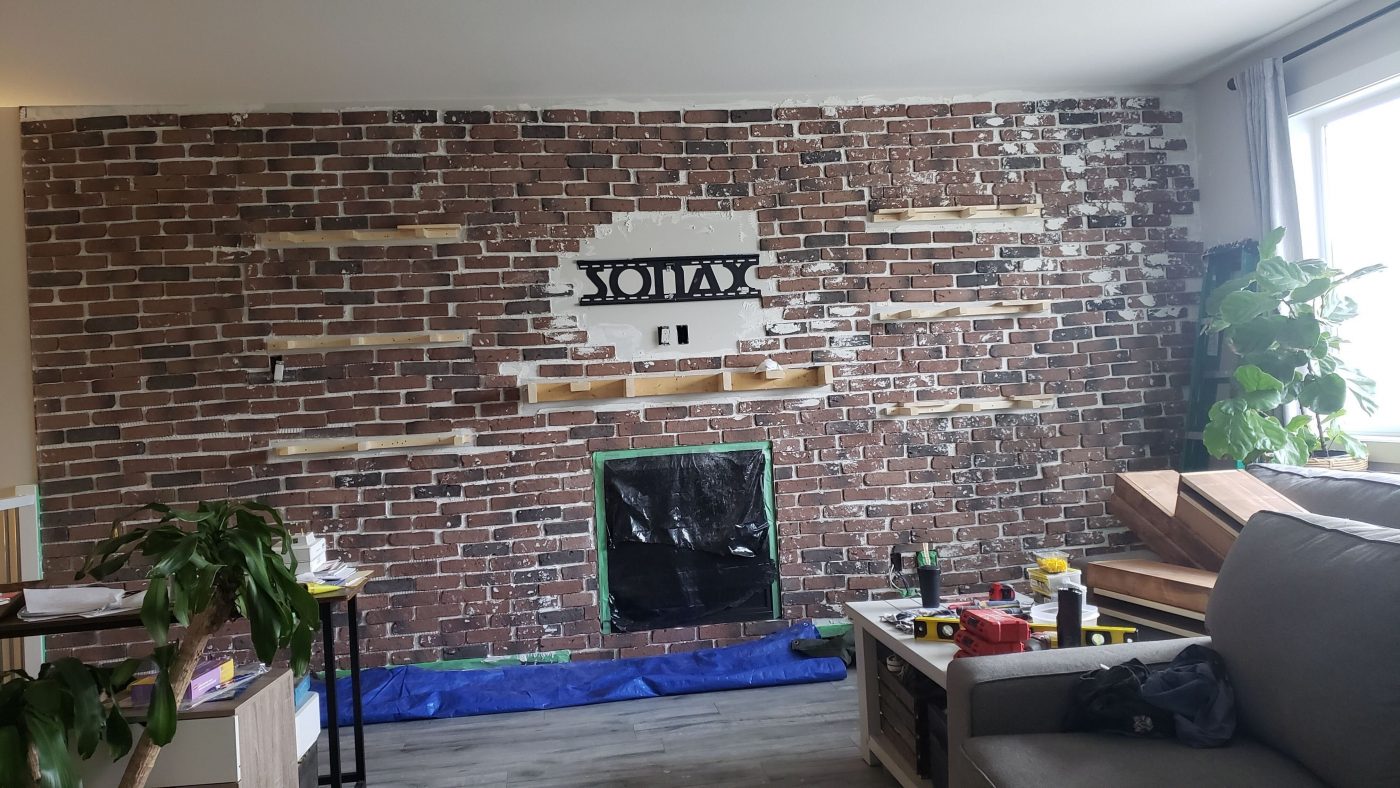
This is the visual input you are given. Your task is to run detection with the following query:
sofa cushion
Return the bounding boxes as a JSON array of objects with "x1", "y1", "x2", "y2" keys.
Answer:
[
  {"x1": 1248, "y1": 462, "x2": 1400, "y2": 527},
  {"x1": 961, "y1": 733, "x2": 1323, "y2": 788},
  {"x1": 1208, "y1": 511, "x2": 1400, "y2": 788}
]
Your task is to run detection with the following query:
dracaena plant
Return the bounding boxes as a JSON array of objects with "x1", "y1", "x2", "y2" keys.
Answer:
[
  {"x1": 1203, "y1": 227, "x2": 1384, "y2": 465},
  {"x1": 77, "y1": 500, "x2": 319, "y2": 788},
  {"x1": 0, "y1": 657, "x2": 143, "y2": 788}
]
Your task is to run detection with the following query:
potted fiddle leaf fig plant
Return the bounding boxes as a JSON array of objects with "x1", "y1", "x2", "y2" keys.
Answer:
[
  {"x1": 78, "y1": 499, "x2": 319, "y2": 788},
  {"x1": 1202, "y1": 227, "x2": 1383, "y2": 468},
  {"x1": 0, "y1": 656, "x2": 144, "y2": 788}
]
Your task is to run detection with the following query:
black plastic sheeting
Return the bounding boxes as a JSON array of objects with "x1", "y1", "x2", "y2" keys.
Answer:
[
  {"x1": 602, "y1": 448, "x2": 776, "y2": 632},
  {"x1": 313, "y1": 621, "x2": 846, "y2": 727}
]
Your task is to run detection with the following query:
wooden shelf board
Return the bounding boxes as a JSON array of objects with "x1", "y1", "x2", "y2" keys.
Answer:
[
  {"x1": 876, "y1": 300, "x2": 1050, "y2": 322},
  {"x1": 523, "y1": 365, "x2": 834, "y2": 404},
  {"x1": 883, "y1": 395, "x2": 1053, "y2": 417},
  {"x1": 872, "y1": 203, "x2": 1043, "y2": 223},
  {"x1": 259, "y1": 223, "x2": 463, "y2": 246},
  {"x1": 272, "y1": 430, "x2": 473, "y2": 457},
  {"x1": 264, "y1": 330, "x2": 469, "y2": 352}
]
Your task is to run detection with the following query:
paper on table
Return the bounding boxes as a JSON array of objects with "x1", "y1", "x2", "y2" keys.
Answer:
[
  {"x1": 22, "y1": 587, "x2": 125, "y2": 616},
  {"x1": 19, "y1": 588, "x2": 146, "y2": 620}
]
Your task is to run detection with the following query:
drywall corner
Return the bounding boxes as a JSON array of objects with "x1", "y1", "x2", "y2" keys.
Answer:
[{"x1": 0, "y1": 108, "x2": 36, "y2": 486}]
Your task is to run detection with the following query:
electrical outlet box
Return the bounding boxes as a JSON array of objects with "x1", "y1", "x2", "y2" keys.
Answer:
[{"x1": 656, "y1": 325, "x2": 691, "y2": 346}]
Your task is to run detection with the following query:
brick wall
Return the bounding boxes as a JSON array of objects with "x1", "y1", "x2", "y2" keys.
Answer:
[{"x1": 20, "y1": 97, "x2": 1201, "y2": 667}]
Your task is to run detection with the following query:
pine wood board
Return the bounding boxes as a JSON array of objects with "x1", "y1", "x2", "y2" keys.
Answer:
[
  {"x1": 875, "y1": 300, "x2": 1049, "y2": 322},
  {"x1": 871, "y1": 203, "x2": 1043, "y2": 222},
  {"x1": 272, "y1": 431, "x2": 472, "y2": 457},
  {"x1": 259, "y1": 223, "x2": 463, "y2": 246},
  {"x1": 1084, "y1": 559, "x2": 1216, "y2": 615},
  {"x1": 264, "y1": 330, "x2": 468, "y2": 352},
  {"x1": 883, "y1": 395, "x2": 1053, "y2": 417},
  {"x1": 522, "y1": 366, "x2": 833, "y2": 404}
]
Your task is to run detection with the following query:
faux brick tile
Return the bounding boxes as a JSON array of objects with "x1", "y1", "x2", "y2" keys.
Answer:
[{"x1": 22, "y1": 98, "x2": 1200, "y2": 666}]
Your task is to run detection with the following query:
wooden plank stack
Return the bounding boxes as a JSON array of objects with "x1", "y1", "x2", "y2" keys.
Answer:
[{"x1": 1091, "y1": 468, "x2": 1307, "y2": 635}]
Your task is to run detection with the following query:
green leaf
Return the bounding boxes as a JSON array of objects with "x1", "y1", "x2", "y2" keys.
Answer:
[
  {"x1": 1205, "y1": 274, "x2": 1256, "y2": 318},
  {"x1": 1243, "y1": 348, "x2": 1308, "y2": 384},
  {"x1": 1234, "y1": 363, "x2": 1286, "y2": 410},
  {"x1": 23, "y1": 708, "x2": 77, "y2": 788},
  {"x1": 109, "y1": 658, "x2": 143, "y2": 691},
  {"x1": 1333, "y1": 262, "x2": 1386, "y2": 286},
  {"x1": 229, "y1": 530, "x2": 274, "y2": 597},
  {"x1": 146, "y1": 667, "x2": 177, "y2": 746},
  {"x1": 1258, "y1": 227, "x2": 1286, "y2": 260},
  {"x1": 190, "y1": 565, "x2": 224, "y2": 613},
  {"x1": 105, "y1": 704, "x2": 133, "y2": 760},
  {"x1": 290, "y1": 624, "x2": 314, "y2": 677},
  {"x1": 1339, "y1": 366, "x2": 1379, "y2": 416},
  {"x1": 1203, "y1": 399, "x2": 1271, "y2": 462},
  {"x1": 1289, "y1": 276, "x2": 1331, "y2": 303},
  {"x1": 169, "y1": 565, "x2": 194, "y2": 627},
  {"x1": 1323, "y1": 295, "x2": 1359, "y2": 322},
  {"x1": 79, "y1": 528, "x2": 148, "y2": 580},
  {"x1": 1273, "y1": 430, "x2": 1312, "y2": 466},
  {"x1": 1219, "y1": 290, "x2": 1279, "y2": 326},
  {"x1": 0, "y1": 726, "x2": 26, "y2": 788},
  {"x1": 1255, "y1": 412, "x2": 1289, "y2": 451},
  {"x1": 141, "y1": 575, "x2": 170, "y2": 647},
  {"x1": 1256, "y1": 257, "x2": 1310, "y2": 294},
  {"x1": 1233, "y1": 364, "x2": 1283, "y2": 393},
  {"x1": 1227, "y1": 314, "x2": 1283, "y2": 355},
  {"x1": 1275, "y1": 316, "x2": 1321, "y2": 351},
  {"x1": 1331, "y1": 429, "x2": 1369, "y2": 459},
  {"x1": 49, "y1": 659, "x2": 103, "y2": 759},
  {"x1": 1300, "y1": 373, "x2": 1347, "y2": 415},
  {"x1": 149, "y1": 532, "x2": 199, "y2": 578}
]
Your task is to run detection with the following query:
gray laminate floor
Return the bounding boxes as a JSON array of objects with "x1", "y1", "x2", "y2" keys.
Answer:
[{"x1": 320, "y1": 671, "x2": 900, "y2": 787}]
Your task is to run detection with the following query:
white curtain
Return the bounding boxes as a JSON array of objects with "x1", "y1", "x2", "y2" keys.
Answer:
[{"x1": 1239, "y1": 58, "x2": 1303, "y2": 259}]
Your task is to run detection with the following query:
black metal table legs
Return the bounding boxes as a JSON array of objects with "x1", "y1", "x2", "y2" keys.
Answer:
[{"x1": 319, "y1": 597, "x2": 366, "y2": 787}]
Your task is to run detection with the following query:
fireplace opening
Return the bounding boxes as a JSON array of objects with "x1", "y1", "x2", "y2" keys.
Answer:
[{"x1": 592, "y1": 441, "x2": 779, "y2": 634}]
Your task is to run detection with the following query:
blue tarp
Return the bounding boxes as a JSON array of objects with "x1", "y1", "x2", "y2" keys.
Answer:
[{"x1": 313, "y1": 621, "x2": 845, "y2": 726}]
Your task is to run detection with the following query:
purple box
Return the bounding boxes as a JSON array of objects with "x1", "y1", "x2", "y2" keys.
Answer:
[{"x1": 128, "y1": 658, "x2": 231, "y2": 707}]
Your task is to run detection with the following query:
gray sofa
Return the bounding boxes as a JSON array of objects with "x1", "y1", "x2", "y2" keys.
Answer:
[{"x1": 948, "y1": 473, "x2": 1400, "y2": 787}]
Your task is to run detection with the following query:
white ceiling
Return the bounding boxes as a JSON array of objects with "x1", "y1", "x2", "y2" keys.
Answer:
[{"x1": 0, "y1": 0, "x2": 1362, "y2": 108}]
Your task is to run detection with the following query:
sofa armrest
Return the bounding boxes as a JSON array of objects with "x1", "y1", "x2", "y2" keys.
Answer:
[
  {"x1": 946, "y1": 637, "x2": 1210, "y2": 787},
  {"x1": 948, "y1": 636, "x2": 1209, "y2": 738}
]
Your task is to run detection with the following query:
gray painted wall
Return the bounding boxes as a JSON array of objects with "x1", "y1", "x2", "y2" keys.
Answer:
[{"x1": 1193, "y1": 0, "x2": 1400, "y2": 246}]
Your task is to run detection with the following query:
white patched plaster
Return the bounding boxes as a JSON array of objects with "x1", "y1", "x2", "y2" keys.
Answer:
[{"x1": 546, "y1": 211, "x2": 776, "y2": 362}]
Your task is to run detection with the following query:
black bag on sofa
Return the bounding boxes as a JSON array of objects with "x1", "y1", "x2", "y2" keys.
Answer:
[
  {"x1": 1065, "y1": 645, "x2": 1236, "y2": 747},
  {"x1": 1064, "y1": 659, "x2": 1176, "y2": 738},
  {"x1": 1140, "y1": 644, "x2": 1235, "y2": 747}
]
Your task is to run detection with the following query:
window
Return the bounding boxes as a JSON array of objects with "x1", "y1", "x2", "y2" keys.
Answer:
[{"x1": 1291, "y1": 77, "x2": 1400, "y2": 436}]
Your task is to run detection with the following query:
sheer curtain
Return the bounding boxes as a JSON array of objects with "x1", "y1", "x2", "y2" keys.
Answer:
[{"x1": 1239, "y1": 58, "x2": 1303, "y2": 259}]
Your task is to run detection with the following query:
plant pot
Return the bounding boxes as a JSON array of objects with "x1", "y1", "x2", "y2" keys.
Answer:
[{"x1": 1306, "y1": 451, "x2": 1368, "y2": 472}]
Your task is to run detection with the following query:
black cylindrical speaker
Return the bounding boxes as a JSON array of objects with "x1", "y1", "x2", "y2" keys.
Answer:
[
  {"x1": 1056, "y1": 587, "x2": 1083, "y2": 648},
  {"x1": 917, "y1": 564, "x2": 941, "y2": 607}
]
